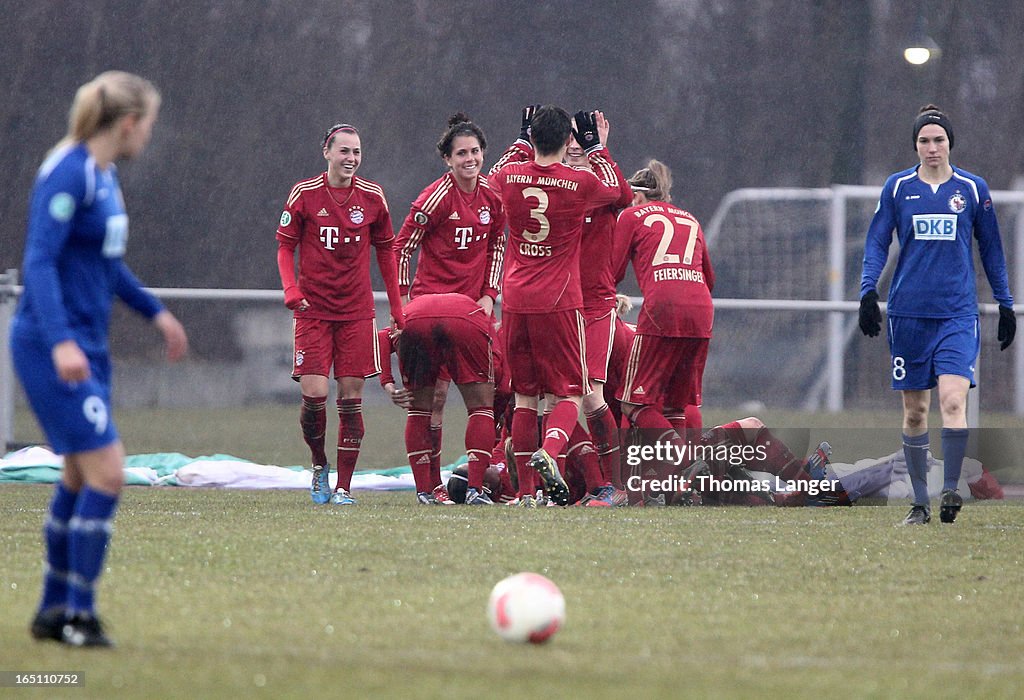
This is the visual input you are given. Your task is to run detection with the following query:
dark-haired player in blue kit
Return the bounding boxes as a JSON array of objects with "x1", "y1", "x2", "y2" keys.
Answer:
[
  {"x1": 11, "y1": 72, "x2": 188, "y2": 647},
  {"x1": 859, "y1": 104, "x2": 1015, "y2": 526}
]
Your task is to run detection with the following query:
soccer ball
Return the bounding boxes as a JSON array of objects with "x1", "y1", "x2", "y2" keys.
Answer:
[{"x1": 487, "y1": 572, "x2": 565, "y2": 643}]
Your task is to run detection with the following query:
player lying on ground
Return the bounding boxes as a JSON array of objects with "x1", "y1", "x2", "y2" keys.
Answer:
[{"x1": 625, "y1": 417, "x2": 846, "y2": 507}]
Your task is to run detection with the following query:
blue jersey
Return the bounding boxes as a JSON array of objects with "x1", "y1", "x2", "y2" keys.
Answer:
[
  {"x1": 860, "y1": 165, "x2": 1013, "y2": 318},
  {"x1": 10, "y1": 143, "x2": 162, "y2": 355}
]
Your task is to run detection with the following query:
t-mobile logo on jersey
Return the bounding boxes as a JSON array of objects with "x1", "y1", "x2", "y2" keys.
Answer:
[
  {"x1": 320, "y1": 226, "x2": 340, "y2": 250},
  {"x1": 454, "y1": 226, "x2": 476, "y2": 250}
]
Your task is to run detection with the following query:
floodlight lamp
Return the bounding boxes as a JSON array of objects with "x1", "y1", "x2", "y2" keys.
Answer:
[
  {"x1": 904, "y1": 11, "x2": 940, "y2": 65},
  {"x1": 904, "y1": 46, "x2": 932, "y2": 65}
]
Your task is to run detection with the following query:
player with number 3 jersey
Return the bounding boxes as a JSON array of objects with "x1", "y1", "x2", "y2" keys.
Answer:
[{"x1": 490, "y1": 105, "x2": 623, "y2": 505}]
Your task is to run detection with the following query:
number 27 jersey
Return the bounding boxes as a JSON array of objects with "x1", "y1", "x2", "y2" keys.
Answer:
[{"x1": 613, "y1": 201, "x2": 714, "y2": 338}]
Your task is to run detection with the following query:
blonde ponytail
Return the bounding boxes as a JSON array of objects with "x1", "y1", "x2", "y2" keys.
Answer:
[
  {"x1": 626, "y1": 159, "x2": 673, "y2": 203},
  {"x1": 55, "y1": 71, "x2": 160, "y2": 151}
]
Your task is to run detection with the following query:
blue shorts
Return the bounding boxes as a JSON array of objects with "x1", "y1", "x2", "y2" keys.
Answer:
[
  {"x1": 10, "y1": 332, "x2": 119, "y2": 455},
  {"x1": 886, "y1": 315, "x2": 979, "y2": 391}
]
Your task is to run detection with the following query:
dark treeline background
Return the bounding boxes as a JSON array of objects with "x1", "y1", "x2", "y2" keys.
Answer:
[{"x1": 3, "y1": 0, "x2": 1023, "y2": 357}]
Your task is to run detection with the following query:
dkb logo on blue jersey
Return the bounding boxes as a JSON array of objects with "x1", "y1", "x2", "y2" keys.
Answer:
[{"x1": 912, "y1": 213, "x2": 957, "y2": 241}]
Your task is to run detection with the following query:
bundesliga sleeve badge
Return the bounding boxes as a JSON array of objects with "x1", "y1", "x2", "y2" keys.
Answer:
[{"x1": 413, "y1": 211, "x2": 429, "y2": 226}]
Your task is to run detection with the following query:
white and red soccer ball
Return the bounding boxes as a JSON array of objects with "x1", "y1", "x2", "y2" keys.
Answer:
[{"x1": 487, "y1": 572, "x2": 565, "y2": 643}]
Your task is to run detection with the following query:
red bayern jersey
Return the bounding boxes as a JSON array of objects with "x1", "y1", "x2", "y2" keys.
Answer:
[
  {"x1": 276, "y1": 173, "x2": 394, "y2": 321},
  {"x1": 395, "y1": 172, "x2": 506, "y2": 301},
  {"x1": 613, "y1": 200, "x2": 715, "y2": 337},
  {"x1": 580, "y1": 160, "x2": 633, "y2": 312},
  {"x1": 403, "y1": 292, "x2": 493, "y2": 336},
  {"x1": 491, "y1": 146, "x2": 623, "y2": 313}
]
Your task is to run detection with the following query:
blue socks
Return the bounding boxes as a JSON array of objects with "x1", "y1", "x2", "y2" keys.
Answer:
[
  {"x1": 902, "y1": 432, "x2": 931, "y2": 506},
  {"x1": 39, "y1": 482, "x2": 78, "y2": 613},
  {"x1": 941, "y1": 428, "x2": 969, "y2": 492},
  {"x1": 66, "y1": 487, "x2": 119, "y2": 617}
]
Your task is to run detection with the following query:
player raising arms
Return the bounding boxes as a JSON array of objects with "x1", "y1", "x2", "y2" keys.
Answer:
[
  {"x1": 565, "y1": 111, "x2": 633, "y2": 505},
  {"x1": 276, "y1": 123, "x2": 404, "y2": 506},
  {"x1": 613, "y1": 160, "x2": 714, "y2": 464},
  {"x1": 394, "y1": 114, "x2": 505, "y2": 498},
  {"x1": 490, "y1": 105, "x2": 624, "y2": 505},
  {"x1": 859, "y1": 105, "x2": 1015, "y2": 526}
]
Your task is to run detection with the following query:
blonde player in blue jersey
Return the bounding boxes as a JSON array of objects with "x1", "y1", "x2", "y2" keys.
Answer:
[
  {"x1": 11, "y1": 72, "x2": 188, "y2": 646},
  {"x1": 859, "y1": 104, "x2": 1015, "y2": 526}
]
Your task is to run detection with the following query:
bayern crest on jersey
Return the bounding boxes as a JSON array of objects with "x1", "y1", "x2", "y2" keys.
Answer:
[
  {"x1": 948, "y1": 192, "x2": 967, "y2": 214},
  {"x1": 478, "y1": 207, "x2": 491, "y2": 225},
  {"x1": 295, "y1": 350, "x2": 304, "y2": 366},
  {"x1": 349, "y1": 206, "x2": 365, "y2": 224}
]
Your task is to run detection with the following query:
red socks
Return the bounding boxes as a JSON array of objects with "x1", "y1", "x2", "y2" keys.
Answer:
[
  {"x1": 585, "y1": 404, "x2": 621, "y2": 486},
  {"x1": 300, "y1": 394, "x2": 327, "y2": 467},
  {"x1": 512, "y1": 407, "x2": 539, "y2": 498},
  {"x1": 466, "y1": 408, "x2": 495, "y2": 490},
  {"x1": 336, "y1": 398, "x2": 364, "y2": 491},
  {"x1": 540, "y1": 400, "x2": 578, "y2": 460},
  {"x1": 405, "y1": 410, "x2": 434, "y2": 493}
]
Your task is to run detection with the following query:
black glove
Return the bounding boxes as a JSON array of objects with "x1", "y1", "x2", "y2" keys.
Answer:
[
  {"x1": 859, "y1": 290, "x2": 881, "y2": 337},
  {"x1": 519, "y1": 104, "x2": 539, "y2": 143},
  {"x1": 572, "y1": 110, "x2": 601, "y2": 152},
  {"x1": 998, "y1": 305, "x2": 1016, "y2": 350}
]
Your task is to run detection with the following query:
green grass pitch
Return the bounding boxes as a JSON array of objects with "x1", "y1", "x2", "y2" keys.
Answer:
[{"x1": 3, "y1": 405, "x2": 1024, "y2": 698}]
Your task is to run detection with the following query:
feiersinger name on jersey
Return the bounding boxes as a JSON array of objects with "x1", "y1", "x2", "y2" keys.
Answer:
[
  {"x1": 653, "y1": 267, "x2": 705, "y2": 283},
  {"x1": 505, "y1": 173, "x2": 579, "y2": 191}
]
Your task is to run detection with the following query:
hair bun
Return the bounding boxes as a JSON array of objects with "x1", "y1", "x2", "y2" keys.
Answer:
[{"x1": 447, "y1": 112, "x2": 471, "y2": 127}]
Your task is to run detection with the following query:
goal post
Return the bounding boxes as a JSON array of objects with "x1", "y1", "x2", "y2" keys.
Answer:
[{"x1": 703, "y1": 185, "x2": 1024, "y2": 424}]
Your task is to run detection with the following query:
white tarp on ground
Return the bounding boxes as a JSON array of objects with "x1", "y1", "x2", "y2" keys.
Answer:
[{"x1": 0, "y1": 446, "x2": 451, "y2": 491}]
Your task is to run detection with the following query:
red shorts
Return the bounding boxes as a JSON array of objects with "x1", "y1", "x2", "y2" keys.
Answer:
[
  {"x1": 502, "y1": 309, "x2": 589, "y2": 397},
  {"x1": 604, "y1": 318, "x2": 635, "y2": 401},
  {"x1": 292, "y1": 317, "x2": 381, "y2": 379},
  {"x1": 398, "y1": 315, "x2": 493, "y2": 390},
  {"x1": 583, "y1": 307, "x2": 616, "y2": 384},
  {"x1": 616, "y1": 334, "x2": 708, "y2": 408}
]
